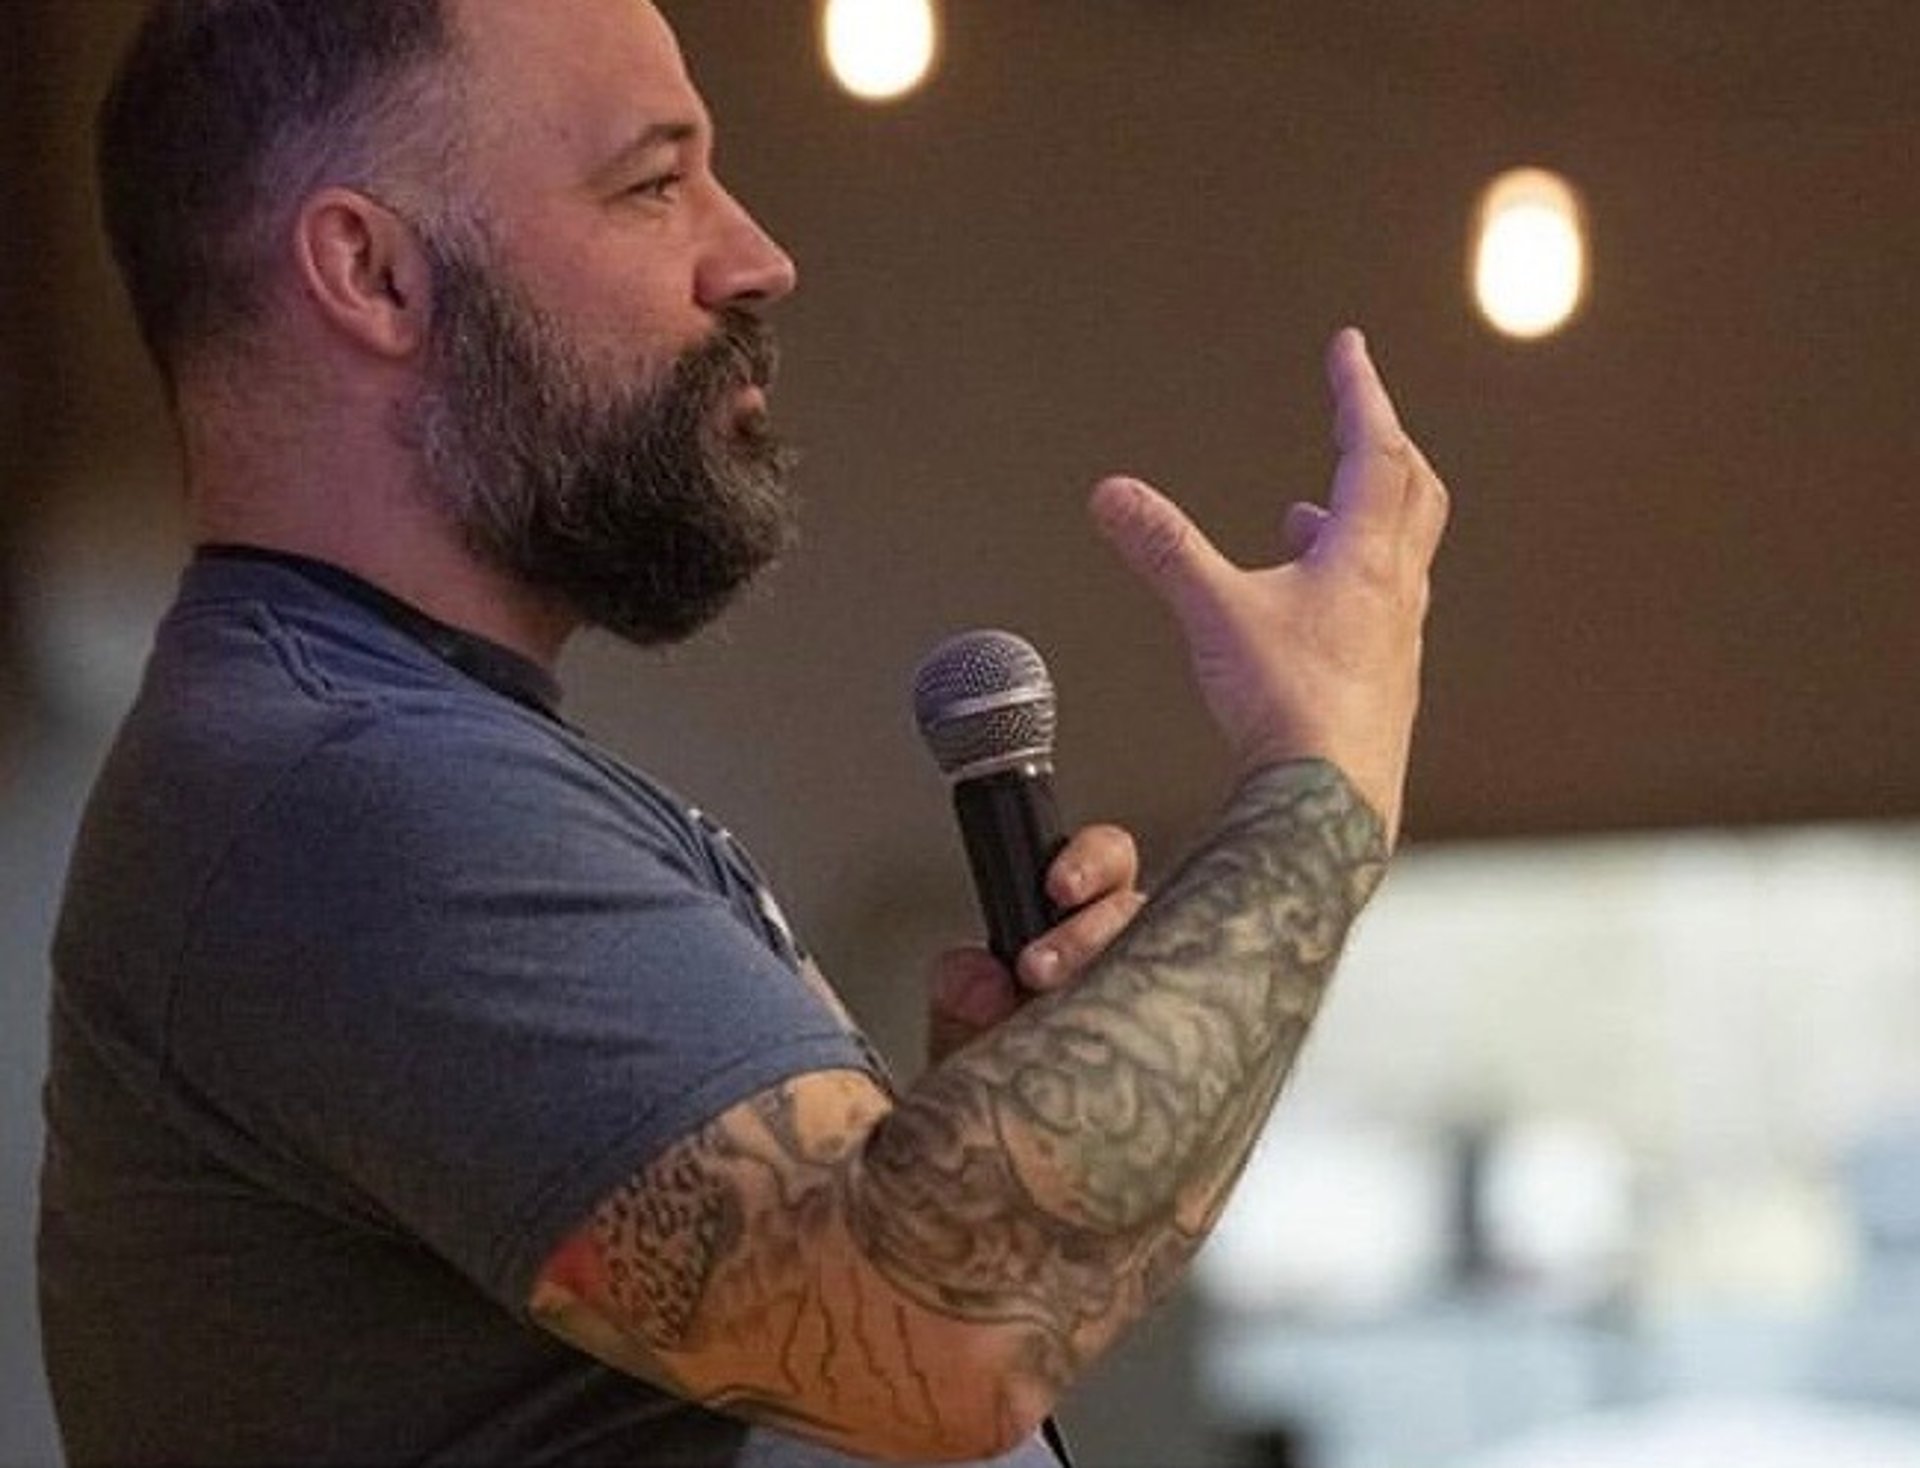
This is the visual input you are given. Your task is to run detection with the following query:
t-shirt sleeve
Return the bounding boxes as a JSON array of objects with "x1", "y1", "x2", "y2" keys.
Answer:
[{"x1": 165, "y1": 703, "x2": 880, "y2": 1315}]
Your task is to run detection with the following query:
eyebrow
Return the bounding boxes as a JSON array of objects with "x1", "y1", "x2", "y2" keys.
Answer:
[{"x1": 602, "y1": 120, "x2": 702, "y2": 176}]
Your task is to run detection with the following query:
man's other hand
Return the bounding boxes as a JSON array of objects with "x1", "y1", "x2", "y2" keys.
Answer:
[
  {"x1": 926, "y1": 823, "x2": 1144, "y2": 1064},
  {"x1": 1090, "y1": 328, "x2": 1448, "y2": 849}
]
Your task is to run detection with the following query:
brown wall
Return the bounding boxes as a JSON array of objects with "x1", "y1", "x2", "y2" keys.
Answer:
[
  {"x1": 0, "y1": 4, "x2": 50, "y2": 736},
  {"x1": 8, "y1": 0, "x2": 1919, "y2": 858}
]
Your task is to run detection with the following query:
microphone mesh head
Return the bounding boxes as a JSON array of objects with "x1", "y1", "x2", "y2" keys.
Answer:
[{"x1": 911, "y1": 629, "x2": 1057, "y2": 780}]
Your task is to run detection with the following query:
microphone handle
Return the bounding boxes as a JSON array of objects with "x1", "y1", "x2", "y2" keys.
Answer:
[{"x1": 952, "y1": 762, "x2": 1067, "y2": 971}]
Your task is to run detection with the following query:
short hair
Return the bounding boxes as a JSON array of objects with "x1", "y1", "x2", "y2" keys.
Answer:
[{"x1": 97, "y1": 0, "x2": 463, "y2": 384}]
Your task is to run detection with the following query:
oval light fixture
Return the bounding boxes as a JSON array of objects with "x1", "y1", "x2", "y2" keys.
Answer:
[
  {"x1": 1472, "y1": 167, "x2": 1589, "y2": 340},
  {"x1": 821, "y1": 0, "x2": 941, "y2": 103}
]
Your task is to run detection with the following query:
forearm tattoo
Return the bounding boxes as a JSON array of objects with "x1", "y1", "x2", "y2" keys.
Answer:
[
  {"x1": 851, "y1": 759, "x2": 1386, "y2": 1380},
  {"x1": 549, "y1": 759, "x2": 1386, "y2": 1442}
]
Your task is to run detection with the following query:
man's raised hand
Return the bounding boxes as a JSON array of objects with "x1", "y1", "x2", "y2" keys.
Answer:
[{"x1": 1090, "y1": 328, "x2": 1447, "y2": 848}]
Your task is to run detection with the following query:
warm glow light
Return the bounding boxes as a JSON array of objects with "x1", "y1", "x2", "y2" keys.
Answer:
[
  {"x1": 821, "y1": 0, "x2": 940, "y2": 103},
  {"x1": 1472, "y1": 167, "x2": 1588, "y2": 340}
]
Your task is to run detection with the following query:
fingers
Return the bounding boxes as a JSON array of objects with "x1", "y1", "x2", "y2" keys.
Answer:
[
  {"x1": 1095, "y1": 334, "x2": 1444, "y2": 595},
  {"x1": 1090, "y1": 474, "x2": 1236, "y2": 624},
  {"x1": 926, "y1": 824, "x2": 1145, "y2": 1061},
  {"x1": 1326, "y1": 327, "x2": 1407, "y2": 459},
  {"x1": 1406, "y1": 438, "x2": 1451, "y2": 563},
  {"x1": 1322, "y1": 328, "x2": 1449, "y2": 572},
  {"x1": 1045, "y1": 822, "x2": 1138, "y2": 908},
  {"x1": 1018, "y1": 822, "x2": 1142, "y2": 989},
  {"x1": 1019, "y1": 885, "x2": 1148, "y2": 991},
  {"x1": 1324, "y1": 329, "x2": 1414, "y2": 544},
  {"x1": 928, "y1": 882, "x2": 1150, "y2": 1059}
]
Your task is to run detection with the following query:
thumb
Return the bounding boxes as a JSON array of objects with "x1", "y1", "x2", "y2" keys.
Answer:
[
  {"x1": 1284, "y1": 500, "x2": 1332, "y2": 560},
  {"x1": 926, "y1": 947, "x2": 1022, "y2": 1064},
  {"x1": 929, "y1": 948, "x2": 1015, "y2": 1025},
  {"x1": 1091, "y1": 475, "x2": 1233, "y2": 621}
]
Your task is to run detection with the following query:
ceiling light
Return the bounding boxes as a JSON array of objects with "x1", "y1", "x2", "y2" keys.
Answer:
[
  {"x1": 1472, "y1": 167, "x2": 1589, "y2": 340},
  {"x1": 821, "y1": 0, "x2": 941, "y2": 103}
]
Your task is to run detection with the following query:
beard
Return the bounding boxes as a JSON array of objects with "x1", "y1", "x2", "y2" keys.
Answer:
[{"x1": 408, "y1": 241, "x2": 798, "y2": 646}]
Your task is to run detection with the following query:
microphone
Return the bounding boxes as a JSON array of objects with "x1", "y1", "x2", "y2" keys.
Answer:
[{"x1": 912, "y1": 629, "x2": 1068, "y2": 972}]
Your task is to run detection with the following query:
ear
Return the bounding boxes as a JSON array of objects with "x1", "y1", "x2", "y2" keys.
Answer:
[{"x1": 292, "y1": 187, "x2": 434, "y2": 360}]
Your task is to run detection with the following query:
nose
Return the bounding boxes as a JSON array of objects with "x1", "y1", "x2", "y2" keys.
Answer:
[{"x1": 697, "y1": 186, "x2": 798, "y2": 310}]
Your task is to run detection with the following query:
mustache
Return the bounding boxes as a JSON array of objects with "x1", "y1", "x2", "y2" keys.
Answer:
[{"x1": 689, "y1": 307, "x2": 779, "y2": 392}]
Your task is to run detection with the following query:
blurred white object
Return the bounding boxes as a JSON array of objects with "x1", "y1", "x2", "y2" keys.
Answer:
[
  {"x1": 1195, "y1": 1118, "x2": 1452, "y2": 1319},
  {"x1": 1641, "y1": 1171, "x2": 1857, "y2": 1317},
  {"x1": 1482, "y1": 1116, "x2": 1634, "y2": 1302},
  {"x1": 1460, "y1": 1396, "x2": 1920, "y2": 1468}
]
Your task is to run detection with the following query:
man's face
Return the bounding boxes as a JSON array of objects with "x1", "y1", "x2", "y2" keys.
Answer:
[{"x1": 413, "y1": 0, "x2": 800, "y2": 643}]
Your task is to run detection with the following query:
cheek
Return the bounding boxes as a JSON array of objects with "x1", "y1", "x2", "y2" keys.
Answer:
[
  {"x1": 569, "y1": 229, "x2": 704, "y2": 333},
  {"x1": 570, "y1": 272, "x2": 709, "y2": 377},
  {"x1": 495, "y1": 219, "x2": 704, "y2": 358}
]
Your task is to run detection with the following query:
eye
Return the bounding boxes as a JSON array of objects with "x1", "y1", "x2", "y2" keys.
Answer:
[{"x1": 628, "y1": 171, "x2": 685, "y2": 203}]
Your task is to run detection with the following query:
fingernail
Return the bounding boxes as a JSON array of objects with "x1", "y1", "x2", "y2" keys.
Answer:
[
  {"x1": 1092, "y1": 477, "x2": 1144, "y2": 529},
  {"x1": 1026, "y1": 946, "x2": 1062, "y2": 986}
]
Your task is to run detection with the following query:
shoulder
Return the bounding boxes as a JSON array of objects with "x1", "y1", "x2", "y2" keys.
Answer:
[{"x1": 133, "y1": 557, "x2": 715, "y2": 881}]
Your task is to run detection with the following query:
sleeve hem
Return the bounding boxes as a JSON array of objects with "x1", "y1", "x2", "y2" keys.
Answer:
[{"x1": 490, "y1": 1028, "x2": 884, "y2": 1316}]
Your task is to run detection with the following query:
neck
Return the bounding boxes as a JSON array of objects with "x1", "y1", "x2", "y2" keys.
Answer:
[{"x1": 183, "y1": 401, "x2": 578, "y2": 673}]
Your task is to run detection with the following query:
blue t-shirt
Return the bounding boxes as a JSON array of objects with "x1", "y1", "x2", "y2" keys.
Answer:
[{"x1": 38, "y1": 553, "x2": 1059, "y2": 1467}]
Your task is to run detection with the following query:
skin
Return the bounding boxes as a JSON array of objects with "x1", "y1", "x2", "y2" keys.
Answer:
[{"x1": 175, "y1": 0, "x2": 1447, "y2": 1459}]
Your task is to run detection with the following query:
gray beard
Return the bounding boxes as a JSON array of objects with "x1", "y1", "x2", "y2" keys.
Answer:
[{"x1": 410, "y1": 248, "x2": 797, "y2": 647}]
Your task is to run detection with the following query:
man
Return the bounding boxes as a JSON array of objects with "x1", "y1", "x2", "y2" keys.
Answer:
[{"x1": 38, "y1": 0, "x2": 1447, "y2": 1464}]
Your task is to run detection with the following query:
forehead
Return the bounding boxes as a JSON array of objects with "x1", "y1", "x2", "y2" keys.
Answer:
[{"x1": 445, "y1": 0, "x2": 708, "y2": 164}]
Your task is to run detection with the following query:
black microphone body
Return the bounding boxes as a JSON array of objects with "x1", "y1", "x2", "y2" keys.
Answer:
[{"x1": 952, "y1": 760, "x2": 1066, "y2": 969}]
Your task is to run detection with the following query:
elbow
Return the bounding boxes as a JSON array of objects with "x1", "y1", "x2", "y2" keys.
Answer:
[
  {"x1": 976, "y1": 1381, "x2": 1058, "y2": 1464},
  {"x1": 957, "y1": 1394, "x2": 1053, "y2": 1465},
  {"x1": 901, "y1": 1348, "x2": 1060, "y2": 1463},
  {"x1": 827, "y1": 1345, "x2": 1057, "y2": 1464}
]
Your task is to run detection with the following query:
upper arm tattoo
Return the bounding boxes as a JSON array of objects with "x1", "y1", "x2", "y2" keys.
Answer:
[{"x1": 534, "y1": 1074, "x2": 935, "y2": 1448}]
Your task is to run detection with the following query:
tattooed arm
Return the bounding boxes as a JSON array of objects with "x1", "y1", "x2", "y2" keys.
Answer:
[
  {"x1": 532, "y1": 331, "x2": 1447, "y2": 1460},
  {"x1": 534, "y1": 762, "x2": 1382, "y2": 1459}
]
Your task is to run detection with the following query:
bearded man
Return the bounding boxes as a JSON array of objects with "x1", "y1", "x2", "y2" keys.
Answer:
[{"x1": 38, "y1": 1, "x2": 1447, "y2": 1464}]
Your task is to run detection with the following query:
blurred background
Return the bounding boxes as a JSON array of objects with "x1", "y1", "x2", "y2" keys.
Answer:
[{"x1": 5, "y1": 2, "x2": 1920, "y2": 1464}]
